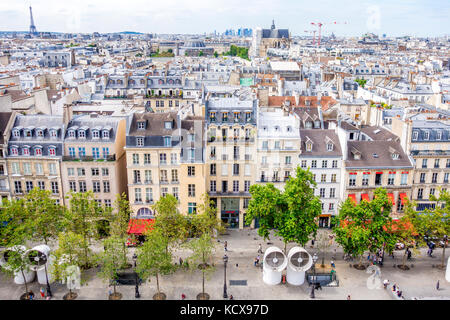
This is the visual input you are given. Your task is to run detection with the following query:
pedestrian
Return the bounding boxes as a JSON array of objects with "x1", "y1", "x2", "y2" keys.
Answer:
[
  {"x1": 392, "y1": 283, "x2": 396, "y2": 292},
  {"x1": 229, "y1": 295, "x2": 234, "y2": 300},
  {"x1": 28, "y1": 291, "x2": 34, "y2": 300},
  {"x1": 373, "y1": 255, "x2": 377, "y2": 265},
  {"x1": 224, "y1": 241, "x2": 228, "y2": 252},
  {"x1": 235, "y1": 263, "x2": 238, "y2": 268},
  {"x1": 181, "y1": 293, "x2": 186, "y2": 300},
  {"x1": 331, "y1": 260, "x2": 335, "y2": 268},
  {"x1": 257, "y1": 254, "x2": 260, "y2": 264},
  {"x1": 367, "y1": 253, "x2": 371, "y2": 261},
  {"x1": 39, "y1": 287, "x2": 45, "y2": 299},
  {"x1": 397, "y1": 291, "x2": 402, "y2": 298},
  {"x1": 436, "y1": 280, "x2": 440, "y2": 290},
  {"x1": 179, "y1": 257, "x2": 183, "y2": 266},
  {"x1": 311, "y1": 239, "x2": 315, "y2": 247},
  {"x1": 383, "y1": 279, "x2": 389, "y2": 289},
  {"x1": 254, "y1": 258, "x2": 258, "y2": 267},
  {"x1": 258, "y1": 244, "x2": 262, "y2": 254},
  {"x1": 378, "y1": 256, "x2": 383, "y2": 266},
  {"x1": 407, "y1": 250, "x2": 412, "y2": 260},
  {"x1": 347, "y1": 294, "x2": 351, "y2": 300}
]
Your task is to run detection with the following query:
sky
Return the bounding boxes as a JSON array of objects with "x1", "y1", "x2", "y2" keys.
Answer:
[{"x1": 0, "y1": 0, "x2": 449, "y2": 37}]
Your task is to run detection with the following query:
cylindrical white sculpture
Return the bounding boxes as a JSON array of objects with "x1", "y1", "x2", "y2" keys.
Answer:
[
  {"x1": 286, "y1": 247, "x2": 313, "y2": 285},
  {"x1": 0, "y1": 246, "x2": 36, "y2": 284},
  {"x1": 25, "y1": 245, "x2": 55, "y2": 285},
  {"x1": 446, "y1": 256, "x2": 450, "y2": 283},
  {"x1": 263, "y1": 246, "x2": 288, "y2": 285}
]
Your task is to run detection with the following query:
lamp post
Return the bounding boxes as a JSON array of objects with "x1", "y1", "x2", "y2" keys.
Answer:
[
  {"x1": 34, "y1": 253, "x2": 52, "y2": 298},
  {"x1": 310, "y1": 253, "x2": 318, "y2": 299},
  {"x1": 132, "y1": 253, "x2": 140, "y2": 299},
  {"x1": 223, "y1": 254, "x2": 228, "y2": 299}
]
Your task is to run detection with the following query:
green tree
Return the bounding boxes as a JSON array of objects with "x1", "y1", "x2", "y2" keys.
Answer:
[
  {"x1": 213, "y1": 51, "x2": 219, "y2": 58},
  {"x1": 136, "y1": 229, "x2": 174, "y2": 299},
  {"x1": 245, "y1": 166, "x2": 321, "y2": 253},
  {"x1": 189, "y1": 194, "x2": 226, "y2": 237},
  {"x1": 64, "y1": 191, "x2": 104, "y2": 268},
  {"x1": 108, "y1": 193, "x2": 132, "y2": 268},
  {"x1": 334, "y1": 188, "x2": 397, "y2": 269},
  {"x1": 184, "y1": 232, "x2": 216, "y2": 300},
  {"x1": 52, "y1": 231, "x2": 85, "y2": 299},
  {"x1": 395, "y1": 203, "x2": 420, "y2": 270},
  {"x1": 0, "y1": 246, "x2": 33, "y2": 299},
  {"x1": 95, "y1": 235, "x2": 124, "y2": 299},
  {"x1": 23, "y1": 187, "x2": 65, "y2": 244},
  {"x1": 152, "y1": 194, "x2": 189, "y2": 252},
  {"x1": 0, "y1": 198, "x2": 29, "y2": 247},
  {"x1": 198, "y1": 50, "x2": 204, "y2": 56}
]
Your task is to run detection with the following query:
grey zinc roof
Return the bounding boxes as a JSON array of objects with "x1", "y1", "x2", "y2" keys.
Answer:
[
  {"x1": 359, "y1": 125, "x2": 400, "y2": 142},
  {"x1": 299, "y1": 130, "x2": 342, "y2": 157},
  {"x1": 0, "y1": 112, "x2": 13, "y2": 145},
  {"x1": 65, "y1": 115, "x2": 119, "y2": 142},
  {"x1": 345, "y1": 141, "x2": 413, "y2": 169}
]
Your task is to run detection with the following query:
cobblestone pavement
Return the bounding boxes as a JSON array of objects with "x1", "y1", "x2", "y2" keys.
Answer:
[{"x1": 0, "y1": 228, "x2": 448, "y2": 300}]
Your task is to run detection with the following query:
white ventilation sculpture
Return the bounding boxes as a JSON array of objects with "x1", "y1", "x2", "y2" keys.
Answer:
[
  {"x1": 262, "y1": 246, "x2": 288, "y2": 285},
  {"x1": 25, "y1": 245, "x2": 55, "y2": 285},
  {"x1": 286, "y1": 247, "x2": 313, "y2": 285},
  {"x1": 446, "y1": 256, "x2": 450, "y2": 283},
  {"x1": 0, "y1": 246, "x2": 36, "y2": 284}
]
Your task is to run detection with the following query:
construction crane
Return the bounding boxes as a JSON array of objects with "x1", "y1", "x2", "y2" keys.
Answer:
[
  {"x1": 310, "y1": 22, "x2": 323, "y2": 46},
  {"x1": 304, "y1": 30, "x2": 316, "y2": 45}
]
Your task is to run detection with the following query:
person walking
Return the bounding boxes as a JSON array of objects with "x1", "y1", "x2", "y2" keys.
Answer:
[
  {"x1": 254, "y1": 258, "x2": 258, "y2": 267},
  {"x1": 258, "y1": 244, "x2": 262, "y2": 254},
  {"x1": 229, "y1": 295, "x2": 234, "y2": 300},
  {"x1": 383, "y1": 279, "x2": 389, "y2": 289},
  {"x1": 224, "y1": 241, "x2": 228, "y2": 252},
  {"x1": 39, "y1": 287, "x2": 45, "y2": 299},
  {"x1": 436, "y1": 280, "x2": 440, "y2": 290},
  {"x1": 331, "y1": 260, "x2": 335, "y2": 269},
  {"x1": 347, "y1": 294, "x2": 351, "y2": 300},
  {"x1": 257, "y1": 254, "x2": 260, "y2": 265},
  {"x1": 181, "y1": 293, "x2": 186, "y2": 300}
]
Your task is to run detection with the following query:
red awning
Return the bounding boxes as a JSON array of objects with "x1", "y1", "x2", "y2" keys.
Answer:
[
  {"x1": 361, "y1": 194, "x2": 370, "y2": 202},
  {"x1": 348, "y1": 194, "x2": 357, "y2": 204},
  {"x1": 127, "y1": 219, "x2": 154, "y2": 235},
  {"x1": 387, "y1": 193, "x2": 395, "y2": 205},
  {"x1": 400, "y1": 193, "x2": 408, "y2": 205}
]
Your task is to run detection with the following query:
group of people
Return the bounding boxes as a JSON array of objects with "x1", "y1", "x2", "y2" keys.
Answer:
[
  {"x1": 367, "y1": 250, "x2": 384, "y2": 266},
  {"x1": 26, "y1": 288, "x2": 51, "y2": 300},
  {"x1": 391, "y1": 283, "x2": 403, "y2": 299}
]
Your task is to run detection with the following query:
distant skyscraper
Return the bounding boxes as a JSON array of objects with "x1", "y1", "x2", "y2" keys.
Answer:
[{"x1": 29, "y1": 6, "x2": 37, "y2": 35}]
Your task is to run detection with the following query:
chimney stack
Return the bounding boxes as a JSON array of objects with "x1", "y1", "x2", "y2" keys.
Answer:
[{"x1": 63, "y1": 103, "x2": 73, "y2": 128}]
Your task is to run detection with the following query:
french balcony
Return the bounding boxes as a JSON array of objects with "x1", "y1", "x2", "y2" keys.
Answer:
[{"x1": 63, "y1": 155, "x2": 116, "y2": 162}]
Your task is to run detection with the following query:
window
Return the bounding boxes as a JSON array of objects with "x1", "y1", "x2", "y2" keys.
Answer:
[
  {"x1": 101, "y1": 168, "x2": 109, "y2": 176},
  {"x1": 145, "y1": 188, "x2": 153, "y2": 203},
  {"x1": 69, "y1": 147, "x2": 76, "y2": 157},
  {"x1": 67, "y1": 167, "x2": 75, "y2": 176},
  {"x1": 244, "y1": 164, "x2": 251, "y2": 176},
  {"x1": 432, "y1": 173, "x2": 438, "y2": 183},
  {"x1": 104, "y1": 200, "x2": 112, "y2": 208},
  {"x1": 161, "y1": 187, "x2": 168, "y2": 197},
  {"x1": 160, "y1": 170, "x2": 168, "y2": 182},
  {"x1": 92, "y1": 130, "x2": 99, "y2": 139},
  {"x1": 244, "y1": 198, "x2": 250, "y2": 209},
  {"x1": 420, "y1": 173, "x2": 426, "y2": 183},
  {"x1": 321, "y1": 174, "x2": 326, "y2": 182},
  {"x1": 69, "y1": 181, "x2": 77, "y2": 192},
  {"x1": 362, "y1": 174, "x2": 369, "y2": 186},
  {"x1": 171, "y1": 153, "x2": 177, "y2": 164},
  {"x1": 103, "y1": 181, "x2": 110, "y2": 193},
  {"x1": 35, "y1": 147, "x2": 42, "y2": 156},
  {"x1": 22, "y1": 147, "x2": 30, "y2": 156},
  {"x1": 221, "y1": 164, "x2": 228, "y2": 176},
  {"x1": 135, "y1": 188, "x2": 142, "y2": 203},
  {"x1": 137, "y1": 121, "x2": 146, "y2": 129},
  {"x1": 434, "y1": 159, "x2": 440, "y2": 168},
  {"x1": 78, "y1": 130, "x2": 86, "y2": 139},
  {"x1": 349, "y1": 174, "x2": 356, "y2": 186},
  {"x1": 210, "y1": 181, "x2": 216, "y2": 192},
  {"x1": 26, "y1": 181, "x2": 33, "y2": 193},
  {"x1": 261, "y1": 156, "x2": 267, "y2": 165},
  {"x1": 144, "y1": 154, "x2": 151, "y2": 165},
  {"x1": 329, "y1": 188, "x2": 336, "y2": 198},
  {"x1": 172, "y1": 187, "x2": 178, "y2": 200},
  {"x1": 102, "y1": 148, "x2": 109, "y2": 159},
  {"x1": 77, "y1": 168, "x2": 85, "y2": 176},
  {"x1": 164, "y1": 121, "x2": 172, "y2": 129},
  {"x1": 327, "y1": 143, "x2": 334, "y2": 151},
  {"x1": 322, "y1": 160, "x2": 327, "y2": 168},
  {"x1": 233, "y1": 164, "x2": 239, "y2": 175},
  {"x1": 145, "y1": 170, "x2": 152, "y2": 183},
  {"x1": 136, "y1": 137, "x2": 144, "y2": 147},
  {"x1": 244, "y1": 181, "x2": 251, "y2": 192},
  {"x1": 188, "y1": 202, "x2": 197, "y2": 214},
  {"x1": 38, "y1": 181, "x2": 45, "y2": 190},
  {"x1": 133, "y1": 154, "x2": 139, "y2": 165},
  {"x1": 11, "y1": 162, "x2": 20, "y2": 175},
  {"x1": 274, "y1": 141, "x2": 280, "y2": 150},
  {"x1": 447, "y1": 159, "x2": 450, "y2": 168},
  {"x1": 319, "y1": 188, "x2": 326, "y2": 198},
  {"x1": 77, "y1": 147, "x2": 85, "y2": 157},
  {"x1": 444, "y1": 173, "x2": 449, "y2": 183},
  {"x1": 10, "y1": 147, "x2": 18, "y2": 156},
  {"x1": 417, "y1": 188, "x2": 423, "y2": 199},
  {"x1": 188, "y1": 184, "x2": 195, "y2": 197},
  {"x1": 12, "y1": 130, "x2": 20, "y2": 138},
  {"x1": 188, "y1": 166, "x2": 195, "y2": 176},
  {"x1": 51, "y1": 182, "x2": 59, "y2": 194},
  {"x1": 48, "y1": 163, "x2": 57, "y2": 175},
  {"x1": 23, "y1": 163, "x2": 31, "y2": 175},
  {"x1": 430, "y1": 188, "x2": 435, "y2": 197},
  {"x1": 14, "y1": 181, "x2": 23, "y2": 194},
  {"x1": 133, "y1": 170, "x2": 141, "y2": 183},
  {"x1": 285, "y1": 156, "x2": 292, "y2": 165},
  {"x1": 222, "y1": 181, "x2": 228, "y2": 192},
  {"x1": 306, "y1": 142, "x2": 312, "y2": 151},
  {"x1": 79, "y1": 181, "x2": 87, "y2": 192},
  {"x1": 188, "y1": 134, "x2": 195, "y2": 142},
  {"x1": 375, "y1": 173, "x2": 382, "y2": 185},
  {"x1": 262, "y1": 141, "x2": 268, "y2": 150},
  {"x1": 164, "y1": 136, "x2": 171, "y2": 147},
  {"x1": 423, "y1": 131, "x2": 429, "y2": 140},
  {"x1": 329, "y1": 203, "x2": 335, "y2": 211},
  {"x1": 388, "y1": 173, "x2": 395, "y2": 185},
  {"x1": 102, "y1": 130, "x2": 110, "y2": 139},
  {"x1": 311, "y1": 160, "x2": 317, "y2": 168},
  {"x1": 68, "y1": 130, "x2": 75, "y2": 138},
  {"x1": 437, "y1": 131, "x2": 442, "y2": 140},
  {"x1": 233, "y1": 181, "x2": 239, "y2": 192},
  {"x1": 160, "y1": 153, "x2": 167, "y2": 164},
  {"x1": 210, "y1": 164, "x2": 216, "y2": 175},
  {"x1": 301, "y1": 160, "x2": 307, "y2": 168},
  {"x1": 93, "y1": 181, "x2": 101, "y2": 193},
  {"x1": 171, "y1": 169, "x2": 178, "y2": 182},
  {"x1": 401, "y1": 173, "x2": 408, "y2": 185}
]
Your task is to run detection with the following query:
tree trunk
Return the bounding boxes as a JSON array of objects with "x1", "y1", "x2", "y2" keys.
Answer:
[
  {"x1": 442, "y1": 243, "x2": 446, "y2": 269},
  {"x1": 202, "y1": 271, "x2": 205, "y2": 295},
  {"x1": 284, "y1": 242, "x2": 287, "y2": 255},
  {"x1": 21, "y1": 268, "x2": 28, "y2": 295},
  {"x1": 113, "y1": 283, "x2": 116, "y2": 295},
  {"x1": 402, "y1": 248, "x2": 407, "y2": 267},
  {"x1": 359, "y1": 255, "x2": 363, "y2": 268},
  {"x1": 156, "y1": 273, "x2": 160, "y2": 294}
]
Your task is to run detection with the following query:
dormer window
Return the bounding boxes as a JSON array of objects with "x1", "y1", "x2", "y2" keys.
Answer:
[
  {"x1": 137, "y1": 121, "x2": 146, "y2": 129},
  {"x1": 48, "y1": 147, "x2": 56, "y2": 156},
  {"x1": 68, "y1": 130, "x2": 75, "y2": 138},
  {"x1": 412, "y1": 131, "x2": 418, "y2": 140},
  {"x1": 34, "y1": 147, "x2": 42, "y2": 156},
  {"x1": 327, "y1": 143, "x2": 334, "y2": 151},
  {"x1": 12, "y1": 129, "x2": 20, "y2": 138},
  {"x1": 92, "y1": 130, "x2": 100, "y2": 139},
  {"x1": 436, "y1": 131, "x2": 442, "y2": 140},
  {"x1": 222, "y1": 113, "x2": 228, "y2": 122},
  {"x1": 164, "y1": 136, "x2": 172, "y2": 147},
  {"x1": 314, "y1": 120, "x2": 320, "y2": 128},
  {"x1": 274, "y1": 126, "x2": 280, "y2": 132},
  {"x1": 78, "y1": 130, "x2": 86, "y2": 138},
  {"x1": 102, "y1": 130, "x2": 110, "y2": 139},
  {"x1": 245, "y1": 112, "x2": 251, "y2": 122},
  {"x1": 306, "y1": 142, "x2": 313, "y2": 152},
  {"x1": 164, "y1": 121, "x2": 172, "y2": 130},
  {"x1": 287, "y1": 126, "x2": 292, "y2": 132},
  {"x1": 24, "y1": 129, "x2": 32, "y2": 137},
  {"x1": 136, "y1": 137, "x2": 144, "y2": 147},
  {"x1": 210, "y1": 112, "x2": 216, "y2": 122},
  {"x1": 50, "y1": 129, "x2": 57, "y2": 138},
  {"x1": 10, "y1": 146, "x2": 18, "y2": 156},
  {"x1": 306, "y1": 121, "x2": 313, "y2": 129},
  {"x1": 391, "y1": 153, "x2": 399, "y2": 160},
  {"x1": 423, "y1": 131, "x2": 429, "y2": 140},
  {"x1": 37, "y1": 130, "x2": 44, "y2": 137},
  {"x1": 233, "y1": 112, "x2": 240, "y2": 122}
]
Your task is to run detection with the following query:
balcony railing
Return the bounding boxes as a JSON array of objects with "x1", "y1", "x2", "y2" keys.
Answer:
[{"x1": 63, "y1": 155, "x2": 116, "y2": 162}]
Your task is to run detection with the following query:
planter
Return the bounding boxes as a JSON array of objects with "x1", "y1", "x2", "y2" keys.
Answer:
[
  {"x1": 353, "y1": 264, "x2": 367, "y2": 270},
  {"x1": 120, "y1": 263, "x2": 133, "y2": 270},
  {"x1": 196, "y1": 293, "x2": 210, "y2": 300},
  {"x1": 397, "y1": 265, "x2": 410, "y2": 271},
  {"x1": 63, "y1": 292, "x2": 78, "y2": 300},
  {"x1": 153, "y1": 292, "x2": 167, "y2": 300},
  {"x1": 20, "y1": 292, "x2": 33, "y2": 300},
  {"x1": 109, "y1": 292, "x2": 122, "y2": 300}
]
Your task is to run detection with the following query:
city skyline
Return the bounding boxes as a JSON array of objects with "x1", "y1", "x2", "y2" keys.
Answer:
[{"x1": 0, "y1": 0, "x2": 449, "y2": 37}]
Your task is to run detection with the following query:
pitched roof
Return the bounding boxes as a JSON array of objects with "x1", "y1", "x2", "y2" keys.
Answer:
[{"x1": 345, "y1": 141, "x2": 413, "y2": 168}]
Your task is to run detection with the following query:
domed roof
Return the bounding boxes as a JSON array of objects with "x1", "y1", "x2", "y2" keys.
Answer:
[{"x1": 183, "y1": 40, "x2": 205, "y2": 48}]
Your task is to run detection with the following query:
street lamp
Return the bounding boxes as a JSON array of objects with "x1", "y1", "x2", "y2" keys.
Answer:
[
  {"x1": 34, "y1": 253, "x2": 52, "y2": 298},
  {"x1": 223, "y1": 254, "x2": 228, "y2": 299},
  {"x1": 132, "y1": 253, "x2": 140, "y2": 299},
  {"x1": 310, "y1": 253, "x2": 318, "y2": 299}
]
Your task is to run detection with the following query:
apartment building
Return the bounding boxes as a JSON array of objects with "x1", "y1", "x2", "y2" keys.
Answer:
[
  {"x1": 205, "y1": 95, "x2": 258, "y2": 229},
  {"x1": 0, "y1": 112, "x2": 15, "y2": 202},
  {"x1": 6, "y1": 114, "x2": 65, "y2": 203},
  {"x1": 61, "y1": 108, "x2": 127, "y2": 208}
]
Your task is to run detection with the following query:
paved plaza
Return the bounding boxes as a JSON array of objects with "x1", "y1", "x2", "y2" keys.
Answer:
[{"x1": 0, "y1": 229, "x2": 448, "y2": 300}]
